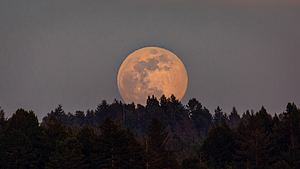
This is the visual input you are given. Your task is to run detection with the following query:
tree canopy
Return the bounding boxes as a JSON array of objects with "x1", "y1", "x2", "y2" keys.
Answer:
[{"x1": 0, "y1": 97, "x2": 299, "y2": 169}]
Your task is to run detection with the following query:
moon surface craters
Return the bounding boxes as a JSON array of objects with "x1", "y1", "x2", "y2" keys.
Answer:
[
  {"x1": 131, "y1": 56, "x2": 167, "y2": 101},
  {"x1": 117, "y1": 47, "x2": 188, "y2": 105}
]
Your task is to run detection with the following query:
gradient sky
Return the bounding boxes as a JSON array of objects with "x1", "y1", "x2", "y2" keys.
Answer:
[{"x1": 0, "y1": 0, "x2": 299, "y2": 119}]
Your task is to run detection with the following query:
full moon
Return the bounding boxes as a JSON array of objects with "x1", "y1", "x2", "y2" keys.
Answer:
[{"x1": 117, "y1": 47, "x2": 188, "y2": 105}]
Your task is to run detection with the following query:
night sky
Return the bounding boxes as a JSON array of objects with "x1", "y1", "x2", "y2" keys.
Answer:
[{"x1": 0, "y1": 0, "x2": 299, "y2": 119}]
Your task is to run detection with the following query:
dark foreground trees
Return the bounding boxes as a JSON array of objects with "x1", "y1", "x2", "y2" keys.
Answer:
[
  {"x1": 0, "y1": 106, "x2": 178, "y2": 169},
  {"x1": 198, "y1": 104, "x2": 300, "y2": 169},
  {"x1": 93, "y1": 119, "x2": 145, "y2": 169},
  {"x1": 200, "y1": 124, "x2": 237, "y2": 169},
  {"x1": 0, "y1": 97, "x2": 299, "y2": 169},
  {"x1": 145, "y1": 119, "x2": 179, "y2": 169}
]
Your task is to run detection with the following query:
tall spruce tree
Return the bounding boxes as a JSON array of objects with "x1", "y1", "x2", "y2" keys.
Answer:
[
  {"x1": 200, "y1": 124, "x2": 236, "y2": 169},
  {"x1": 0, "y1": 109, "x2": 45, "y2": 169},
  {"x1": 272, "y1": 103, "x2": 300, "y2": 168},
  {"x1": 213, "y1": 106, "x2": 227, "y2": 126},
  {"x1": 188, "y1": 98, "x2": 212, "y2": 137},
  {"x1": 181, "y1": 158, "x2": 203, "y2": 169},
  {"x1": 236, "y1": 107, "x2": 273, "y2": 169},
  {"x1": 77, "y1": 126, "x2": 98, "y2": 169},
  {"x1": 145, "y1": 119, "x2": 179, "y2": 169},
  {"x1": 228, "y1": 107, "x2": 241, "y2": 130},
  {"x1": 93, "y1": 119, "x2": 145, "y2": 169},
  {"x1": 46, "y1": 137, "x2": 88, "y2": 169},
  {"x1": 0, "y1": 107, "x2": 5, "y2": 129}
]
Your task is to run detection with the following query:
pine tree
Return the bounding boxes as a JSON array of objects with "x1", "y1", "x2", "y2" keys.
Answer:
[
  {"x1": 181, "y1": 158, "x2": 203, "y2": 169},
  {"x1": 0, "y1": 107, "x2": 5, "y2": 128},
  {"x1": 213, "y1": 106, "x2": 228, "y2": 126},
  {"x1": 255, "y1": 106, "x2": 273, "y2": 134},
  {"x1": 73, "y1": 110, "x2": 85, "y2": 126},
  {"x1": 0, "y1": 107, "x2": 5, "y2": 166},
  {"x1": 77, "y1": 126, "x2": 98, "y2": 169},
  {"x1": 272, "y1": 103, "x2": 300, "y2": 168},
  {"x1": 46, "y1": 137, "x2": 88, "y2": 169},
  {"x1": 85, "y1": 109, "x2": 95, "y2": 125},
  {"x1": 188, "y1": 98, "x2": 212, "y2": 137},
  {"x1": 0, "y1": 129, "x2": 38, "y2": 169},
  {"x1": 271, "y1": 160, "x2": 292, "y2": 169},
  {"x1": 236, "y1": 108, "x2": 273, "y2": 169},
  {"x1": 0, "y1": 109, "x2": 44, "y2": 168},
  {"x1": 42, "y1": 114, "x2": 68, "y2": 148},
  {"x1": 42, "y1": 105, "x2": 68, "y2": 126},
  {"x1": 41, "y1": 113, "x2": 69, "y2": 167},
  {"x1": 145, "y1": 119, "x2": 179, "y2": 169},
  {"x1": 93, "y1": 119, "x2": 145, "y2": 169},
  {"x1": 95, "y1": 100, "x2": 110, "y2": 124},
  {"x1": 146, "y1": 96, "x2": 163, "y2": 125},
  {"x1": 200, "y1": 124, "x2": 236, "y2": 169},
  {"x1": 228, "y1": 107, "x2": 241, "y2": 130}
]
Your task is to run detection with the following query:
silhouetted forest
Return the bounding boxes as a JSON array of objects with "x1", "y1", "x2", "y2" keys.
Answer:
[{"x1": 0, "y1": 95, "x2": 299, "y2": 169}]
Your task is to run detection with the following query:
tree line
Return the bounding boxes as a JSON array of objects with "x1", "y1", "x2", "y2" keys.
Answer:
[{"x1": 0, "y1": 95, "x2": 299, "y2": 169}]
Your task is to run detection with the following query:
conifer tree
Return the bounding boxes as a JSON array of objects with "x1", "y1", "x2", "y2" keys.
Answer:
[
  {"x1": 200, "y1": 124, "x2": 236, "y2": 169},
  {"x1": 0, "y1": 107, "x2": 5, "y2": 128},
  {"x1": 46, "y1": 137, "x2": 88, "y2": 169},
  {"x1": 236, "y1": 108, "x2": 273, "y2": 169},
  {"x1": 228, "y1": 107, "x2": 241, "y2": 130},
  {"x1": 188, "y1": 98, "x2": 212, "y2": 137},
  {"x1": 145, "y1": 119, "x2": 179, "y2": 169},
  {"x1": 93, "y1": 119, "x2": 145, "y2": 169},
  {"x1": 213, "y1": 106, "x2": 227, "y2": 126},
  {"x1": 272, "y1": 103, "x2": 300, "y2": 168},
  {"x1": 77, "y1": 126, "x2": 98, "y2": 169},
  {"x1": 0, "y1": 109, "x2": 44, "y2": 168}
]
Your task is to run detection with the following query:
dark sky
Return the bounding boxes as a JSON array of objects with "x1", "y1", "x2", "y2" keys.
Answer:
[{"x1": 1, "y1": 0, "x2": 300, "y2": 119}]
